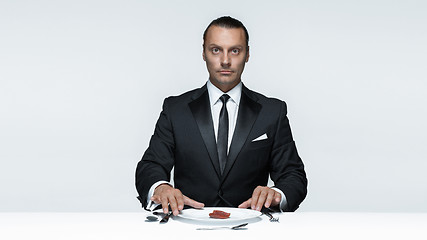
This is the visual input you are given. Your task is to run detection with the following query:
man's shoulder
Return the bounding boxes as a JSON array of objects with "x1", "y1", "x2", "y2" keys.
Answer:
[
  {"x1": 244, "y1": 86, "x2": 287, "y2": 107},
  {"x1": 245, "y1": 88, "x2": 289, "y2": 117},
  {"x1": 163, "y1": 85, "x2": 206, "y2": 105}
]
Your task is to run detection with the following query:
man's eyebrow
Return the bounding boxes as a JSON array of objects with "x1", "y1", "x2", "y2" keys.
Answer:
[
  {"x1": 231, "y1": 45, "x2": 244, "y2": 49},
  {"x1": 207, "y1": 44, "x2": 244, "y2": 49},
  {"x1": 207, "y1": 44, "x2": 221, "y2": 48}
]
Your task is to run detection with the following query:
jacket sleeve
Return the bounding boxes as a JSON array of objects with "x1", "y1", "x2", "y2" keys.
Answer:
[
  {"x1": 135, "y1": 98, "x2": 175, "y2": 209},
  {"x1": 270, "y1": 101, "x2": 308, "y2": 212}
]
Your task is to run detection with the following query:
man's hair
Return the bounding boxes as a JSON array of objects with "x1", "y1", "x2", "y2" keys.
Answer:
[{"x1": 203, "y1": 16, "x2": 249, "y2": 47}]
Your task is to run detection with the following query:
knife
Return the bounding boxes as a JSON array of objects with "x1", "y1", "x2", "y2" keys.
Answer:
[{"x1": 159, "y1": 212, "x2": 173, "y2": 224}]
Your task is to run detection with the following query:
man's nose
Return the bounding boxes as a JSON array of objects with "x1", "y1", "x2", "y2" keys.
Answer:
[{"x1": 220, "y1": 52, "x2": 231, "y2": 67}]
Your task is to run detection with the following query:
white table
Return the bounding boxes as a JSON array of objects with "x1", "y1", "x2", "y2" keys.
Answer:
[{"x1": 1, "y1": 212, "x2": 426, "y2": 240}]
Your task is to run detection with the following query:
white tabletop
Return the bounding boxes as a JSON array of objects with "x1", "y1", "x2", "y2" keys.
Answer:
[{"x1": 1, "y1": 211, "x2": 426, "y2": 240}]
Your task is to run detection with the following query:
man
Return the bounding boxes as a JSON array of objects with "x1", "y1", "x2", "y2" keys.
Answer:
[{"x1": 135, "y1": 16, "x2": 307, "y2": 216}]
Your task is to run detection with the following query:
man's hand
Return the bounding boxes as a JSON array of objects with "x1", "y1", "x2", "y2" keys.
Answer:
[
  {"x1": 151, "y1": 184, "x2": 205, "y2": 216},
  {"x1": 237, "y1": 186, "x2": 281, "y2": 211}
]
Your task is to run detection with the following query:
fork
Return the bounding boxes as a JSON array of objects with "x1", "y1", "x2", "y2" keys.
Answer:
[
  {"x1": 263, "y1": 211, "x2": 280, "y2": 222},
  {"x1": 196, "y1": 223, "x2": 248, "y2": 230}
]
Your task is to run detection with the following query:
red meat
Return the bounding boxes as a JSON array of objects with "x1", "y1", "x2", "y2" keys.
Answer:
[{"x1": 209, "y1": 210, "x2": 231, "y2": 219}]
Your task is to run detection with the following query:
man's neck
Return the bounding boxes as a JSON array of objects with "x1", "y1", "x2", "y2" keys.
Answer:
[
  {"x1": 209, "y1": 80, "x2": 241, "y2": 93},
  {"x1": 207, "y1": 80, "x2": 242, "y2": 107}
]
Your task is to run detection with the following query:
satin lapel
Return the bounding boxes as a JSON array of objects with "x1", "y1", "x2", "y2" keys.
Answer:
[
  {"x1": 188, "y1": 87, "x2": 221, "y2": 177},
  {"x1": 221, "y1": 87, "x2": 262, "y2": 183}
]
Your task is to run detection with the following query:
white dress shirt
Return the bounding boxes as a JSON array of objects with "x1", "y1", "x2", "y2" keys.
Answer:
[
  {"x1": 207, "y1": 80, "x2": 241, "y2": 151},
  {"x1": 146, "y1": 81, "x2": 287, "y2": 211}
]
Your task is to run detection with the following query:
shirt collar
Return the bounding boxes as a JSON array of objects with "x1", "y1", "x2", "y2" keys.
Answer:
[{"x1": 207, "y1": 80, "x2": 242, "y2": 107}]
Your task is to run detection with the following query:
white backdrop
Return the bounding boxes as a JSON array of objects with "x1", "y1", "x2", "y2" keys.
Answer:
[{"x1": 1, "y1": 0, "x2": 426, "y2": 212}]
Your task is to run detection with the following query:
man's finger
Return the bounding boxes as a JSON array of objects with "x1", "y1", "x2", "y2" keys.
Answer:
[
  {"x1": 273, "y1": 191, "x2": 281, "y2": 205},
  {"x1": 176, "y1": 194, "x2": 185, "y2": 211},
  {"x1": 183, "y1": 195, "x2": 205, "y2": 209},
  {"x1": 251, "y1": 186, "x2": 262, "y2": 210},
  {"x1": 171, "y1": 189, "x2": 185, "y2": 213},
  {"x1": 264, "y1": 189, "x2": 276, "y2": 208},
  {"x1": 168, "y1": 195, "x2": 180, "y2": 216},
  {"x1": 238, "y1": 198, "x2": 252, "y2": 209},
  {"x1": 150, "y1": 195, "x2": 160, "y2": 204},
  {"x1": 255, "y1": 188, "x2": 268, "y2": 211},
  {"x1": 160, "y1": 195, "x2": 169, "y2": 214}
]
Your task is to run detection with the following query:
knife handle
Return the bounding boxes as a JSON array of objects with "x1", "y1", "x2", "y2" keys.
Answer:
[{"x1": 159, "y1": 212, "x2": 172, "y2": 223}]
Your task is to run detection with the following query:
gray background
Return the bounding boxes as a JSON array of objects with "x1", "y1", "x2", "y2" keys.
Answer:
[{"x1": 1, "y1": 0, "x2": 426, "y2": 212}]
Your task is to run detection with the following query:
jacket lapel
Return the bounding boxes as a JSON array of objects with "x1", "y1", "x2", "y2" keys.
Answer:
[
  {"x1": 221, "y1": 85, "x2": 262, "y2": 182},
  {"x1": 188, "y1": 86, "x2": 221, "y2": 178}
]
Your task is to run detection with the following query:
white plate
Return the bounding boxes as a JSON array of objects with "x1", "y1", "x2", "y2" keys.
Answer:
[{"x1": 175, "y1": 207, "x2": 262, "y2": 225}]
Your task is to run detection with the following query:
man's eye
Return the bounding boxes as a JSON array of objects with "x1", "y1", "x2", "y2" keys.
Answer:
[
  {"x1": 212, "y1": 48, "x2": 219, "y2": 53},
  {"x1": 232, "y1": 49, "x2": 240, "y2": 54}
]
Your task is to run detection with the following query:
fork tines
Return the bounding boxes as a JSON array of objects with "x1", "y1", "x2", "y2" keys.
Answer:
[{"x1": 264, "y1": 212, "x2": 280, "y2": 222}]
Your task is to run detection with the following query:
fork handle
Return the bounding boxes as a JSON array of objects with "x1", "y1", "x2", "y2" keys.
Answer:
[
  {"x1": 196, "y1": 227, "x2": 227, "y2": 230},
  {"x1": 263, "y1": 212, "x2": 274, "y2": 219}
]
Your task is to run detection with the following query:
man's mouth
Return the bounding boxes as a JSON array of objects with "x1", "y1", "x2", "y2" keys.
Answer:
[{"x1": 219, "y1": 70, "x2": 233, "y2": 75}]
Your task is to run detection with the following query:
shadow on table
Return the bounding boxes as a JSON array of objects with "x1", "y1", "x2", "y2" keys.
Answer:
[{"x1": 173, "y1": 215, "x2": 262, "y2": 226}]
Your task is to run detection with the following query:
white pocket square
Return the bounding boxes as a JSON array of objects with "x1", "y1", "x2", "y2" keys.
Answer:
[{"x1": 252, "y1": 133, "x2": 268, "y2": 142}]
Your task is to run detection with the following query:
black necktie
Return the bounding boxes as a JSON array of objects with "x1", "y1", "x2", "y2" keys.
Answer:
[{"x1": 217, "y1": 94, "x2": 230, "y2": 174}]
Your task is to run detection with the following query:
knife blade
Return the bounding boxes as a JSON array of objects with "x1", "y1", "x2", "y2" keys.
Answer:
[{"x1": 159, "y1": 212, "x2": 172, "y2": 223}]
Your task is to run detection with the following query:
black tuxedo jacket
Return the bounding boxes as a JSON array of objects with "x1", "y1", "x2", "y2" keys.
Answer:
[{"x1": 135, "y1": 84, "x2": 307, "y2": 211}]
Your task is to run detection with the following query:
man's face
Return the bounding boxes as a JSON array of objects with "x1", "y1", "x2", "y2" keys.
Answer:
[{"x1": 203, "y1": 26, "x2": 249, "y2": 92}]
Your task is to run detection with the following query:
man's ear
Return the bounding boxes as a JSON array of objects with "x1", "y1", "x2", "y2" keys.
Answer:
[
  {"x1": 202, "y1": 45, "x2": 206, "y2": 61},
  {"x1": 245, "y1": 46, "x2": 250, "y2": 62}
]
